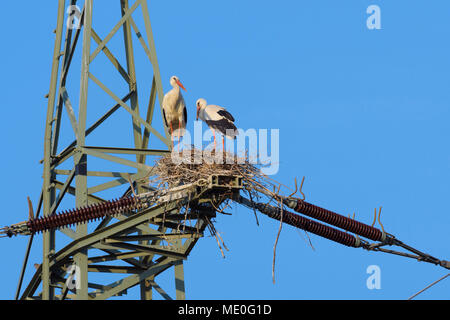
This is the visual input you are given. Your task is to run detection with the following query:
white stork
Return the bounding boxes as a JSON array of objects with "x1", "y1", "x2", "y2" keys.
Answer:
[
  {"x1": 162, "y1": 76, "x2": 187, "y2": 150},
  {"x1": 196, "y1": 98, "x2": 238, "y2": 150}
]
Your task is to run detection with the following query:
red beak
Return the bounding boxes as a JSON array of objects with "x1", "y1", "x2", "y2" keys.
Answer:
[{"x1": 176, "y1": 80, "x2": 186, "y2": 91}]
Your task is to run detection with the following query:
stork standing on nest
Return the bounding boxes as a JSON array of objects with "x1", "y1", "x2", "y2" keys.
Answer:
[
  {"x1": 196, "y1": 98, "x2": 238, "y2": 151},
  {"x1": 162, "y1": 76, "x2": 187, "y2": 150}
]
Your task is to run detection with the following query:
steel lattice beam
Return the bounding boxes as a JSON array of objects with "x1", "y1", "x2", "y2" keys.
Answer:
[{"x1": 15, "y1": 0, "x2": 196, "y2": 301}]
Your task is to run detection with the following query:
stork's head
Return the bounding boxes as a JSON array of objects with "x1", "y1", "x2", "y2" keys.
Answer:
[
  {"x1": 196, "y1": 98, "x2": 207, "y2": 121},
  {"x1": 170, "y1": 76, "x2": 186, "y2": 91}
]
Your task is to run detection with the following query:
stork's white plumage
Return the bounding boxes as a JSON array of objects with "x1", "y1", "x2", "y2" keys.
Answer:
[
  {"x1": 196, "y1": 98, "x2": 238, "y2": 150},
  {"x1": 162, "y1": 76, "x2": 187, "y2": 149}
]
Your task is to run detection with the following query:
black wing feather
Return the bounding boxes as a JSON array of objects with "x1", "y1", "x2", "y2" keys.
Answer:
[
  {"x1": 163, "y1": 109, "x2": 168, "y2": 128},
  {"x1": 206, "y1": 119, "x2": 238, "y2": 138},
  {"x1": 217, "y1": 109, "x2": 235, "y2": 122}
]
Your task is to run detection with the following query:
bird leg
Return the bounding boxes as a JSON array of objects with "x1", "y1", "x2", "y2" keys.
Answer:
[
  {"x1": 213, "y1": 129, "x2": 216, "y2": 153},
  {"x1": 221, "y1": 136, "x2": 226, "y2": 163},
  {"x1": 170, "y1": 122, "x2": 174, "y2": 150},
  {"x1": 178, "y1": 121, "x2": 181, "y2": 152}
]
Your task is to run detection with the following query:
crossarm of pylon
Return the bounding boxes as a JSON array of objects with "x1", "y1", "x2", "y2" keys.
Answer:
[
  {"x1": 87, "y1": 265, "x2": 145, "y2": 274},
  {"x1": 108, "y1": 233, "x2": 203, "y2": 242},
  {"x1": 80, "y1": 146, "x2": 154, "y2": 172},
  {"x1": 88, "y1": 250, "x2": 160, "y2": 265},
  {"x1": 55, "y1": 170, "x2": 135, "y2": 178},
  {"x1": 95, "y1": 248, "x2": 149, "y2": 270},
  {"x1": 113, "y1": 214, "x2": 167, "y2": 237},
  {"x1": 83, "y1": 146, "x2": 171, "y2": 156},
  {"x1": 20, "y1": 199, "x2": 184, "y2": 300},
  {"x1": 102, "y1": 241, "x2": 187, "y2": 260},
  {"x1": 86, "y1": 170, "x2": 151, "y2": 195}
]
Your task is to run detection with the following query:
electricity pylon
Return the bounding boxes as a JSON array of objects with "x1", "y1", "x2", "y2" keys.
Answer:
[{"x1": 15, "y1": 0, "x2": 200, "y2": 300}]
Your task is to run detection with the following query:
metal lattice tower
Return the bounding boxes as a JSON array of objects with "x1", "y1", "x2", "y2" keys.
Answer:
[
  {"x1": 10, "y1": 0, "x2": 449, "y2": 301},
  {"x1": 15, "y1": 0, "x2": 203, "y2": 300}
]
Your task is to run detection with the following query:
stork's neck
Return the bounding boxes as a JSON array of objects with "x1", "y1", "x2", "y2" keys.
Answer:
[
  {"x1": 198, "y1": 105, "x2": 207, "y2": 121},
  {"x1": 171, "y1": 84, "x2": 181, "y2": 95}
]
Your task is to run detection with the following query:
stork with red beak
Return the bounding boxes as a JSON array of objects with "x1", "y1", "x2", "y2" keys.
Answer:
[
  {"x1": 196, "y1": 98, "x2": 238, "y2": 151},
  {"x1": 162, "y1": 76, "x2": 187, "y2": 150}
]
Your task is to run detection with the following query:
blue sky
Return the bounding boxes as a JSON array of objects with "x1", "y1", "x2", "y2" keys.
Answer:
[{"x1": 0, "y1": 0, "x2": 449, "y2": 300}]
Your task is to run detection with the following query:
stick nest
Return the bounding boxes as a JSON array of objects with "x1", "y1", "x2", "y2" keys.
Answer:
[{"x1": 147, "y1": 149, "x2": 273, "y2": 197}]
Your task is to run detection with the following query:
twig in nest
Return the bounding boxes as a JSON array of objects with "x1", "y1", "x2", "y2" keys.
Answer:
[
  {"x1": 258, "y1": 170, "x2": 293, "y2": 194},
  {"x1": 127, "y1": 174, "x2": 137, "y2": 197},
  {"x1": 377, "y1": 206, "x2": 385, "y2": 232},
  {"x1": 272, "y1": 198, "x2": 284, "y2": 284},
  {"x1": 264, "y1": 184, "x2": 281, "y2": 212},
  {"x1": 175, "y1": 203, "x2": 188, "y2": 233},
  {"x1": 288, "y1": 177, "x2": 298, "y2": 198},
  {"x1": 206, "y1": 217, "x2": 228, "y2": 258},
  {"x1": 161, "y1": 201, "x2": 170, "y2": 240},
  {"x1": 371, "y1": 208, "x2": 377, "y2": 228},
  {"x1": 305, "y1": 231, "x2": 315, "y2": 251},
  {"x1": 296, "y1": 229, "x2": 315, "y2": 252},
  {"x1": 215, "y1": 228, "x2": 229, "y2": 252},
  {"x1": 182, "y1": 197, "x2": 191, "y2": 233},
  {"x1": 246, "y1": 189, "x2": 259, "y2": 226},
  {"x1": 217, "y1": 199, "x2": 232, "y2": 215},
  {"x1": 298, "y1": 176, "x2": 306, "y2": 201},
  {"x1": 196, "y1": 209, "x2": 200, "y2": 234},
  {"x1": 209, "y1": 198, "x2": 222, "y2": 212},
  {"x1": 149, "y1": 149, "x2": 263, "y2": 191}
]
